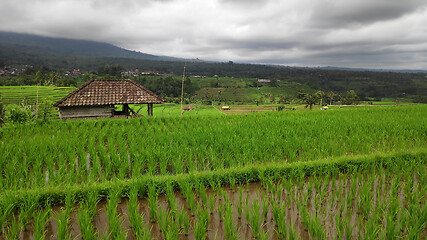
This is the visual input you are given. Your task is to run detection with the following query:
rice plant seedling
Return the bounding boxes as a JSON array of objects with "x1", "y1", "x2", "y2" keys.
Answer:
[
  {"x1": 33, "y1": 207, "x2": 52, "y2": 240},
  {"x1": 177, "y1": 206, "x2": 190, "y2": 236},
  {"x1": 127, "y1": 186, "x2": 152, "y2": 240},
  {"x1": 166, "y1": 181, "x2": 177, "y2": 213},
  {"x1": 217, "y1": 197, "x2": 224, "y2": 223},
  {"x1": 261, "y1": 191, "x2": 269, "y2": 222},
  {"x1": 56, "y1": 208, "x2": 72, "y2": 240},
  {"x1": 259, "y1": 229, "x2": 270, "y2": 240},
  {"x1": 18, "y1": 196, "x2": 39, "y2": 231},
  {"x1": 85, "y1": 191, "x2": 99, "y2": 217},
  {"x1": 198, "y1": 183, "x2": 208, "y2": 207},
  {"x1": 236, "y1": 193, "x2": 243, "y2": 219},
  {"x1": 343, "y1": 218, "x2": 355, "y2": 240},
  {"x1": 300, "y1": 196, "x2": 326, "y2": 239},
  {"x1": 229, "y1": 175, "x2": 236, "y2": 190},
  {"x1": 156, "y1": 206, "x2": 168, "y2": 234},
  {"x1": 249, "y1": 199, "x2": 262, "y2": 239},
  {"x1": 208, "y1": 193, "x2": 216, "y2": 215},
  {"x1": 245, "y1": 193, "x2": 251, "y2": 224},
  {"x1": 78, "y1": 201, "x2": 98, "y2": 240},
  {"x1": 358, "y1": 182, "x2": 373, "y2": 220},
  {"x1": 0, "y1": 202, "x2": 15, "y2": 236},
  {"x1": 163, "y1": 213, "x2": 180, "y2": 240},
  {"x1": 106, "y1": 188, "x2": 127, "y2": 240},
  {"x1": 148, "y1": 184, "x2": 158, "y2": 222},
  {"x1": 335, "y1": 212, "x2": 345, "y2": 239},
  {"x1": 194, "y1": 205, "x2": 209, "y2": 240},
  {"x1": 156, "y1": 205, "x2": 180, "y2": 239},
  {"x1": 4, "y1": 215, "x2": 20, "y2": 240},
  {"x1": 224, "y1": 201, "x2": 239, "y2": 240},
  {"x1": 272, "y1": 202, "x2": 287, "y2": 239},
  {"x1": 287, "y1": 221, "x2": 297, "y2": 240}
]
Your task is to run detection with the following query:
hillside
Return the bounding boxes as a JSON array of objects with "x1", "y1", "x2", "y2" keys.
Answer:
[{"x1": 0, "y1": 31, "x2": 182, "y2": 65}]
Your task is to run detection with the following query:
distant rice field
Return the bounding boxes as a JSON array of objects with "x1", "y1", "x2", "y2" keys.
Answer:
[{"x1": 0, "y1": 86, "x2": 75, "y2": 105}]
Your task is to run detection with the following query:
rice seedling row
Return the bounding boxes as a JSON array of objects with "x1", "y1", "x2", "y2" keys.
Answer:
[{"x1": 1, "y1": 152, "x2": 425, "y2": 239}]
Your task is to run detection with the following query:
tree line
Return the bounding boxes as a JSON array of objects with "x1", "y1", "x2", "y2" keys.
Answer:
[{"x1": 1, "y1": 62, "x2": 426, "y2": 103}]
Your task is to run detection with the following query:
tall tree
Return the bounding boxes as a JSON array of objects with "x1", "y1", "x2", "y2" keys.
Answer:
[
  {"x1": 35, "y1": 71, "x2": 44, "y2": 84},
  {"x1": 326, "y1": 91, "x2": 336, "y2": 105},
  {"x1": 315, "y1": 91, "x2": 325, "y2": 106},
  {"x1": 278, "y1": 95, "x2": 290, "y2": 104},
  {"x1": 303, "y1": 94, "x2": 319, "y2": 110},
  {"x1": 343, "y1": 90, "x2": 360, "y2": 105}
]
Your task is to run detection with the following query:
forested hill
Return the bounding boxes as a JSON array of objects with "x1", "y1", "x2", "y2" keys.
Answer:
[{"x1": 0, "y1": 31, "x2": 182, "y2": 65}]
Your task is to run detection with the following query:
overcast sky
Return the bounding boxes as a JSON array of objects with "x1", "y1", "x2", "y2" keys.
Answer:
[{"x1": 1, "y1": 0, "x2": 427, "y2": 70}]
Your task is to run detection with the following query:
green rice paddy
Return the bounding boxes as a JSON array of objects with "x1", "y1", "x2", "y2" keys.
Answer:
[{"x1": 0, "y1": 105, "x2": 425, "y2": 239}]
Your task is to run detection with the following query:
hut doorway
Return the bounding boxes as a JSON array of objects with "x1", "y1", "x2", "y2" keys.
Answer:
[{"x1": 112, "y1": 103, "x2": 154, "y2": 118}]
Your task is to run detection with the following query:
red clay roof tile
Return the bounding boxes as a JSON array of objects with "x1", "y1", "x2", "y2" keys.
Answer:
[{"x1": 53, "y1": 79, "x2": 165, "y2": 107}]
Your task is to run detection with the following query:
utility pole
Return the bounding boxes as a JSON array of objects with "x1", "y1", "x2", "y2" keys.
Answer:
[
  {"x1": 180, "y1": 63, "x2": 186, "y2": 117},
  {"x1": 36, "y1": 83, "x2": 39, "y2": 117}
]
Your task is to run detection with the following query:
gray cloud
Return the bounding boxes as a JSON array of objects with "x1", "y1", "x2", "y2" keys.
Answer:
[
  {"x1": 310, "y1": 0, "x2": 427, "y2": 28},
  {"x1": 1, "y1": 0, "x2": 426, "y2": 69}
]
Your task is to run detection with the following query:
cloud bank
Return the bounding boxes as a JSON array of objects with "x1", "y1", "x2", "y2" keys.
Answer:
[{"x1": 1, "y1": 0, "x2": 426, "y2": 69}]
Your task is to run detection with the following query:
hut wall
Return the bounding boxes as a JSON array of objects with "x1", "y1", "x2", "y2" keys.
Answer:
[{"x1": 58, "y1": 105, "x2": 114, "y2": 119}]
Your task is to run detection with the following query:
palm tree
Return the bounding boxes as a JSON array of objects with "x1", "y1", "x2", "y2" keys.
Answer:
[
  {"x1": 303, "y1": 94, "x2": 319, "y2": 110},
  {"x1": 327, "y1": 91, "x2": 336, "y2": 105},
  {"x1": 279, "y1": 95, "x2": 290, "y2": 104},
  {"x1": 316, "y1": 91, "x2": 325, "y2": 106}
]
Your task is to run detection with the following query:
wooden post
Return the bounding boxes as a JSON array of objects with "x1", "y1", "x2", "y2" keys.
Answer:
[
  {"x1": 150, "y1": 103, "x2": 153, "y2": 116},
  {"x1": 147, "y1": 103, "x2": 154, "y2": 116},
  {"x1": 36, "y1": 83, "x2": 39, "y2": 117},
  {"x1": 180, "y1": 63, "x2": 186, "y2": 117},
  {"x1": 123, "y1": 104, "x2": 129, "y2": 116}
]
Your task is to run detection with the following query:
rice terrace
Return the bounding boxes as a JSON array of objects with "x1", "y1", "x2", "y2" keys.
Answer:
[
  {"x1": 0, "y1": 99, "x2": 426, "y2": 239},
  {"x1": 1, "y1": 1, "x2": 427, "y2": 238}
]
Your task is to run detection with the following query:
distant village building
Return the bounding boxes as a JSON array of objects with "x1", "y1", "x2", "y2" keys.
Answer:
[
  {"x1": 53, "y1": 79, "x2": 164, "y2": 119},
  {"x1": 258, "y1": 79, "x2": 271, "y2": 83},
  {"x1": 121, "y1": 69, "x2": 140, "y2": 77},
  {"x1": 72, "y1": 69, "x2": 80, "y2": 76},
  {"x1": 0, "y1": 66, "x2": 24, "y2": 75},
  {"x1": 182, "y1": 106, "x2": 193, "y2": 111}
]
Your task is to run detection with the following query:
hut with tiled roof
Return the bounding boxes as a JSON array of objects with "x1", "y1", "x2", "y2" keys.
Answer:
[{"x1": 53, "y1": 79, "x2": 165, "y2": 119}]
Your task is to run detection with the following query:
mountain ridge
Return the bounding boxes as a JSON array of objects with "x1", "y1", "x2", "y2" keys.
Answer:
[
  {"x1": 1, "y1": 31, "x2": 426, "y2": 73},
  {"x1": 0, "y1": 31, "x2": 183, "y2": 64}
]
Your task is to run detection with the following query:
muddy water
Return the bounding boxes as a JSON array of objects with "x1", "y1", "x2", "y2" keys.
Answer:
[{"x1": 1, "y1": 172, "x2": 424, "y2": 240}]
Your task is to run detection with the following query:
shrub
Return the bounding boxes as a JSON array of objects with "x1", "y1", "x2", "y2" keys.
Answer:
[
  {"x1": 37, "y1": 97, "x2": 54, "y2": 119},
  {"x1": 0, "y1": 101, "x2": 4, "y2": 125},
  {"x1": 5, "y1": 104, "x2": 32, "y2": 124}
]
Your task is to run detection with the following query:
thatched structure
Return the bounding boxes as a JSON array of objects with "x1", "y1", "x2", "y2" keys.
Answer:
[{"x1": 53, "y1": 79, "x2": 164, "y2": 119}]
